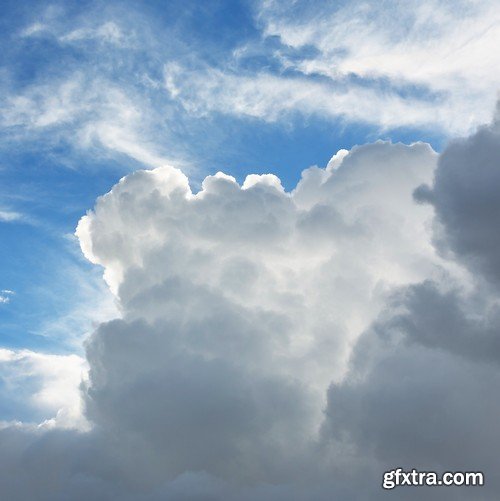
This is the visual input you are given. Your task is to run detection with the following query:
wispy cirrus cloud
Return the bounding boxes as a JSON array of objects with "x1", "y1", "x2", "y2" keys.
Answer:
[
  {"x1": 20, "y1": 20, "x2": 128, "y2": 46},
  {"x1": 253, "y1": 0, "x2": 500, "y2": 132},
  {"x1": 1, "y1": 73, "x2": 176, "y2": 169},
  {"x1": 0, "y1": 210, "x2": 23, "y2": 223},
  {"x1": 2, "y1": 7, "x2": 187, "y2": 172},
  {"x1": 158, "y1": 0, "x2": 500, "y2": 135},
  {"x1": 3, "y1": 0, "x2": 498, "y2": 181},
  {"x1": 163, "y1": 62, "x2": 470, "y2": 133}
]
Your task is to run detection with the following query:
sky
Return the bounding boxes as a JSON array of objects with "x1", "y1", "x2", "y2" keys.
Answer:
[{"x1": 0, "y1": 0, "x2": 500, "y2": 499}]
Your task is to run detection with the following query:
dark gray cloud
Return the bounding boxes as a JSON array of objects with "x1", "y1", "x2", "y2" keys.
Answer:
[
  {"x1": 415, "y1": 108, "x2": 500, "y2": 284},
  {"x1": 383, "y1": 280, "x2": 500, "y2": 365},
  {"x1": 324, "y1": 308, "x2": 500, "y2": 500}
]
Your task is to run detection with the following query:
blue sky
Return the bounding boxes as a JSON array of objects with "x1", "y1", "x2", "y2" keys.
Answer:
[{"x1": 0, "y1": 0, "x2": 499, "y2": 413}]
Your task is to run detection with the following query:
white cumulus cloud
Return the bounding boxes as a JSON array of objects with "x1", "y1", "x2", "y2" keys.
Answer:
[{"x1": 1, "y1": 111, "x2": 500, "y2": 498}]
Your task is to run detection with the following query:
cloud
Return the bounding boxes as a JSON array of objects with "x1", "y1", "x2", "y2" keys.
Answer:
[
  {"x1": 1, "y1": 74, "x2": 174, "y2": 169},
  {"x1": 155, "y1": 0, "x2": 500, "y2": 135},
  {"x1": 0, "y1": 210, "x2": 23, "y2": 223},
  {"x1": 0, "y1": 136, "x2": 440, "y2": 498},
  {"x1": 1, "y1": 109, "x2": 500, "y2": 498},
  {"x1": 0, "y1": 348, "x2": 88, "y2": 430},
  {"x1": 0, "y1": 290, "x2": 15, "y2": 304},
  {"x1": 58, "y1": 21, "x2": 127, "y2": 46},
  {"x1": 321, "y1": 109, "x2": 500, "y2": 499},
  {"x1": 255, "y1": 0, "x2": 500, "y2": 133},
  {"x1": 20, "y1": 19, "x2": 128, "y2": 46},
  {"x1": 4, "y1": 0, "x2": 498, "y2": 179},
  {"x1": 2, "y1": 6, "x2": 192, "y2": 171},
  {"x1": 414, "y1": 106, "x2": 500, "y2": 285},
  {"x1": 320, "y1": 270, "x2": 500, "y2": 499},
  {"x1": 163, "y1": 63, "x2": 463, "y2": 132}
]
